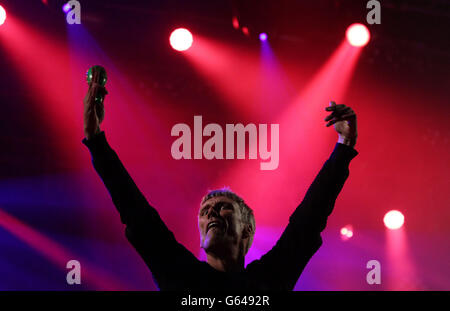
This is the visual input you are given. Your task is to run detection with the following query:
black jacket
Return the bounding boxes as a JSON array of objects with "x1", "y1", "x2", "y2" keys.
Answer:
[{"x1": 83, "y1": 131, "x2": 357, "y2": 291}]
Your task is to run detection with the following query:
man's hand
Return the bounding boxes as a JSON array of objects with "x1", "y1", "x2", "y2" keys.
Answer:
[
  {"x1": 83, "y1": 68, "x2": 108, "y2": 140},
  {"x1": 324, "y1": 101, "x2": 357, "y2": 148}
]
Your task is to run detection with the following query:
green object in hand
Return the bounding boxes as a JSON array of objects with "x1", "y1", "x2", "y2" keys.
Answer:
[
  {"x1": 86, "y1": 65, "x2": 107, "y2": 104},
  {"x1": 86, "y1": 65, "x2": 107, "y2": 86}
]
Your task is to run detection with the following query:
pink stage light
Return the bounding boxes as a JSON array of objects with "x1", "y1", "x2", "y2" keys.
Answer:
[
  {"x1": 0, "y1": 5, "x2": 7, "y2": 26},
  {"x1": 340, "y1": 225, "x2": 354, "y2": 240},
  {"x1": 346, "y1": 23, "x2": 370, "y2": 47},
  {"x1": 170, "y1": 28, "x2": 193, "y2": 51},
  {"x1": 384, "y1": 210, "x2": 405, "y2": 230}
]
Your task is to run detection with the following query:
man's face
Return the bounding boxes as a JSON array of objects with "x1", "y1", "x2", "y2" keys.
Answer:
[{"x1": 198, "y1": 196, "x2": 247, "y2": 255}]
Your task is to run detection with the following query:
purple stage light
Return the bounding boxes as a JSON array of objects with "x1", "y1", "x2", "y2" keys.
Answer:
[
  {"x1": 259, "y1": 33, "x2": 268, "y2": 41},
  {"x1": 62, "y1": 3, "x2": 71, "y2": 13}
]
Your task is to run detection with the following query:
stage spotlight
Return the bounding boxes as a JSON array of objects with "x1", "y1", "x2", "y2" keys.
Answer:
[
  {"x1": 259, "y1": 33, "x2": 268, "y2": 42},
  {"x1": 384, "y1": 210, "x2": 405, "y2": 230},
  {"x1": 340, "y1": 225, "x2": 353, "y2": 240},
  {"x1": 232, "y1": 16, "x2": 239, "y2": 30},
  {"x1": 169, "y1": 28, "x2": 193, "y2": 52},
  {"x1": 346, "y1": 23, "x2": 370, "y2": 47},
  {"x1": 242, "y1": 26, "x2": 249, "y2": 36},
  {"x1": 0, "y1": 5, "x2": 7, "y2": 26},
  {"x1": 62, "y1": 3, "x2": 71, "y2": 13}
]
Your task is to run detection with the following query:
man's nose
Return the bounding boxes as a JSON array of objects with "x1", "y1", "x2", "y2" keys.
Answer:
[{"x1": 206, "y1": 205, "x2": 220, "y2": 218}]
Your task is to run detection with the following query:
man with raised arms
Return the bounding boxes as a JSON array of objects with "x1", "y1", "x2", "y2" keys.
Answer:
[{"x1": 82, "y1": 67, "x2": 358, "y2": 290}]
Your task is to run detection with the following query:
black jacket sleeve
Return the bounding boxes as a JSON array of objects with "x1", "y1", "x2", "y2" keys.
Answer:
[
  {"x1": 82, "y1": 131, "x2": 199, "y2": 288},
  {"x1": 246, "y1": 143, "x2": 358, "y2": 290}
]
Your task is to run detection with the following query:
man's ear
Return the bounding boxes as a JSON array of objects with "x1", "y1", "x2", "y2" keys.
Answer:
[{"x1": 242, "y1": 223, "x2": 253, "y2": 239}]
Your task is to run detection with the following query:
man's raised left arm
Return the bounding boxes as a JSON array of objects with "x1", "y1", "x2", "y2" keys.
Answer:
[{"x1": 247, "y1": 101, "x2": 358, "y2": 290}]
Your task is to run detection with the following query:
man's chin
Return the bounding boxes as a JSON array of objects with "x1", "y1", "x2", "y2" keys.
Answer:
[
  {"x1": 202, "y1": 235, "x2": 225, "y2": 252},
  {"x1": 205, "y1": 228, "x2": 223, "y2": 240}
]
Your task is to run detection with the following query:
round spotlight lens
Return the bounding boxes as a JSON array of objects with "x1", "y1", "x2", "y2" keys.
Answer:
[
  {"x1": 242, "y1": 26, "x2": 249, "y2": 36},
  {"x1": 340, "y1": 225, "x2": 353, "y2": 240},
  {"x1": 232, "y1": 17, "x2": 239, "y2": 30},
  {"x1": 259, "y1": 33, "x2": 268, "y2": 41},
  {"x1": 346, "y1": 23, "x2": 370, "y2": 47},
  {"x1": 384, "y1": 210, "x2": 405, "y2": 230},
  {"x1": 0, "y1": 5, "x2": 7, "y2": 26},
  {"x1": 169, "y1": 28, "x2": 193, "y2": 52},
  {"x1": 62, "y1": 3, "x2": 72, "y2": 13}
]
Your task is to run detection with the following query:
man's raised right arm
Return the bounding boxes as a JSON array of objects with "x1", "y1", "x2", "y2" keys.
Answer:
[
  {"x1": 82, "y1": 67, "x2": 163, "y2": 229},
  {"x1": 82, "y1": 67, "x2": 177, "y2": 246},
  {"x1": 81, "y1": 68, "x2": 199, "y2": 288},
  {"x1": 82, "y1": 131, "x2": 166, "y2": 230}
]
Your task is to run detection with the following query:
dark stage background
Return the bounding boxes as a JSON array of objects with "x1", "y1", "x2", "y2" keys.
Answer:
[{"x1": 0, "y1": 0, "x2": 449, "y2": 290}]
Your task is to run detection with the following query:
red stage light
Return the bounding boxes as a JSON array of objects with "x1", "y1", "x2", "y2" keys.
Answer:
[
  {"x1": 242, "y1": 26, "x2": 249, "y2": 36},
  {"x1": 169, "y1": 28, "x2": 193, "y2": 52},
  {"x1": 346, "y1": 23, "x2": 370, "y2": 47},
  {"x1": 0, "y1": 5, "x2": 7, "y2": 26},
  {"x1": 384, "y1": 210, "x2": 405, "y2": 230},
  {"x1": 232, "y1": 17, "x2": 239, "y2": 30}
]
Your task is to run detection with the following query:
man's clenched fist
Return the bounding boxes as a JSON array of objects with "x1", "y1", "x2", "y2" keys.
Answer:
[
  {"x1": 83, "y1": 68, "x2": 108, "y2": 140},
  {"x1": 324, "y1": 101, "x2": 357, "y2": 147}
]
